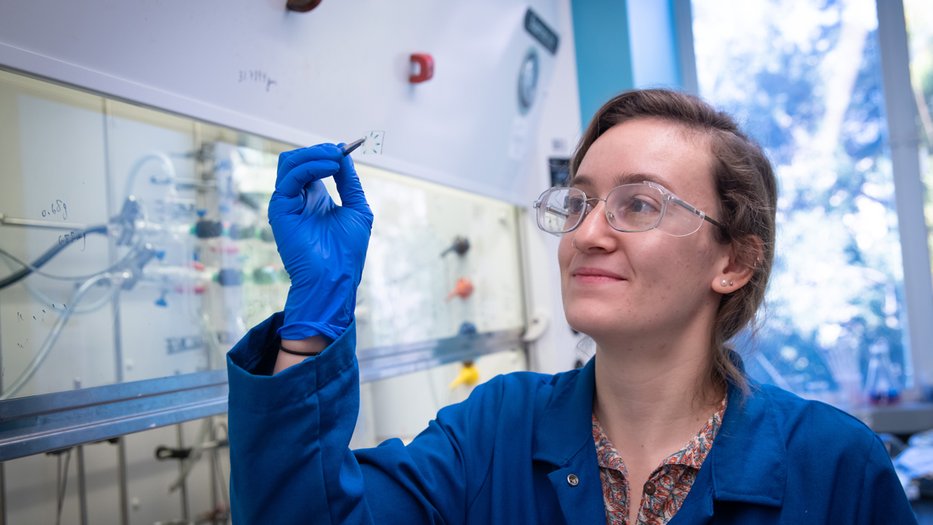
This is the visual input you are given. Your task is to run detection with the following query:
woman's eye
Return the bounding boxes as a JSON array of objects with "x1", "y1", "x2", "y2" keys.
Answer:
[
  {"x1": 628, "y1": 196, "x2": 659, "y2": 214},
  {"x1": 566, "y1": 196, "x2": 587, "y2": 214}
]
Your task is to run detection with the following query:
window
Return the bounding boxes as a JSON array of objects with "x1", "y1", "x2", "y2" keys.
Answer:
[{"x1": 692, "y1": 0, "x2": 915, "y2": 405}]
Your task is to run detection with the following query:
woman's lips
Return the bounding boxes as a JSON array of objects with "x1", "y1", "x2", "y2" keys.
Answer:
[{"x1": 571, "y1": 267, "x2": 625, "y2": 283}]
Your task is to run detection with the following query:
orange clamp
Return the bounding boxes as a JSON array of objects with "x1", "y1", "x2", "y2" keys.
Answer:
[{"x1": 446, "y1": 277, "x2": 474, "y2": 301}]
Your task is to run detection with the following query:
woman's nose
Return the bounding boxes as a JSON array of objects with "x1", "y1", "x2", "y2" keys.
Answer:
[{"x1": 571, "y1": 200, "x2": 617, "y2": 252}]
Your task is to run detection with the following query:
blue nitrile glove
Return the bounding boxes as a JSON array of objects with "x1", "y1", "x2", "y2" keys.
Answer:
[{"x1": 268, "y1": 143, "x2": 373, "y2": 342}]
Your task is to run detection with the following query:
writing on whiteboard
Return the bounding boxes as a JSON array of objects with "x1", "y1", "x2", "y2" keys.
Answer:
[
  {"x1": 58, "y1": 230, "x2": 87, "y2": 251},
  {"x1": 238, "y1": 69, "x2": 278, "y2": 92},
  {"x1": 40, "y1": 199, "x2": 68, "y2": 221}
]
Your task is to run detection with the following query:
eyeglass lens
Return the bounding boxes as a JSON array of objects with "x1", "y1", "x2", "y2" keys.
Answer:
[{"x1": 535, "y1": 184, "x2": 706, "y2": 237}]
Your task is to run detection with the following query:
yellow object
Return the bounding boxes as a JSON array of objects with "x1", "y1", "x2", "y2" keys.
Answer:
[{"x1": 449, "y1": 362, "x2": 480, "y2": 390}]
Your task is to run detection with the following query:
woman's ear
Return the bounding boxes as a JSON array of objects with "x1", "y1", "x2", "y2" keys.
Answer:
[{"x1": 712, "y1": 235, "x2": 764, "y2": 294}]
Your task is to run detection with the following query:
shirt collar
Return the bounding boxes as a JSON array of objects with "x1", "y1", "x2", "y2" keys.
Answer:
[{"x1": 591, "y1": 396, "x2": 727, "y2": 472}]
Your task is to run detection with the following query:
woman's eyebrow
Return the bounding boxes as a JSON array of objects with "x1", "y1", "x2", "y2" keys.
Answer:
[
  {"x1": 572, "y1": 172, "x2": 667, "y2": 188},
  {"x1": 614, "y1": 172, "x2": 665, "y2": 186},
  {"x1": 569, "y1": 174, "x2": 595, "y2": 188}
]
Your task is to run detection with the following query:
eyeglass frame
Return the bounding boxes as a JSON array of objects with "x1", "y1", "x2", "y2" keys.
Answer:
[{"x1": 532, "y1": 180, "x2": 726, "y2": 236}]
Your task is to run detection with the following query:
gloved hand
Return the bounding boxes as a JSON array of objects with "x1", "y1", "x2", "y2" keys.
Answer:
[{"x1": 268, "y1": 143, "x2": 373, "y2": 342}]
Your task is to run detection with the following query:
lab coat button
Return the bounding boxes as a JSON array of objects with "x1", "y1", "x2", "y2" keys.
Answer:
[
  {"x1": 644, "y1": 482, "x2": 656, "y2": 495},
  {"x1": 566, "y1": 473, "x2": 579, "y2": 486}
]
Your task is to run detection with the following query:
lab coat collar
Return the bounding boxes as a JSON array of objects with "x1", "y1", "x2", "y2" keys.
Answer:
[
  {"x1": 531, "y1": 357, "x2": 787, "y2": 513},
  {"x1": 707, "y1": 381, "x2": 787, "y2": 507},
  {"x1": 531, "y1": 357, "x2": 597, "y2": 466},
  {"x1": 531, "y1": 357, "x2": 605, "y2": 523}
]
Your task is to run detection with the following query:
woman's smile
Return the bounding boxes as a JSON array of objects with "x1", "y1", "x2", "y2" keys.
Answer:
[{"x1": 570, "y1": 266, "x2": 626, "y2": 285}]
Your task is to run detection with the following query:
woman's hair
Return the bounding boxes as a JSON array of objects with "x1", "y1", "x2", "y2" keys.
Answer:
[{"x1": 571, "y1": 88, "x2": 778, "y2": 393}]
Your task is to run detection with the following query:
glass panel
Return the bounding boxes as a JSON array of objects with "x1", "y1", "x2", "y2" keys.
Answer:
[
  {"x1": 0, "y1": 68, "x2": 527, "y2": 400},
  {"x1": 691, "y1": 0, "x2": 908, "y2": 406},
  {"x1": 0, "y1": 67, "x2": 529, "y2": 518},
  {"x1": 904, "y1": 0, "x2": 933, "y2": 288},
  {"x1": 0, "y1": 69, "x2": 295, "y2": 398}
]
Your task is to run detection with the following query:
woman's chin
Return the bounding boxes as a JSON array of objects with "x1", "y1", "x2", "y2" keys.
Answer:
[{"x1": 566, "y1": 313, "x2": 625, "y2": 340}]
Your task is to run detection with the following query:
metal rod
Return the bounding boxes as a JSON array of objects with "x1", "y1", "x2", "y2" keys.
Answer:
[
  {"x1": 176, "y1": 424, "x2": 190, "y2": 522},
  {"x1": 116, "y1": 438, "x2": 130, "y2": 525},
  {"x1": 0, "y1": 213, "x2": 90, "y2": 231},
  {"x1": 207, "y1": 417, "x2": 219, "y2": 524},
  {"x1": 0, "y1": 462, "x2": 7, "y2": 525},
  {"x1": 76, "y1": 445, "x2": 89, "y2": 525}
]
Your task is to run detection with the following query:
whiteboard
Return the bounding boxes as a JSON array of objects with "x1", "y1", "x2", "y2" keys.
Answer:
[{"x1": 0, "y1": 0, "x2": 564, "y2": 204}]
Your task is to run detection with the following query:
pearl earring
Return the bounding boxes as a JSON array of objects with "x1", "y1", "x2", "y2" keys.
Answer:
[{"x1": 721, "y1": 279, "x2": 734, "y2": 287}]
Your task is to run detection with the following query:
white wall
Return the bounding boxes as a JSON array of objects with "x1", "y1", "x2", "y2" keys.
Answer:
[{"x1": 0, "y1": 0, "x2": 565, "y2": 205}]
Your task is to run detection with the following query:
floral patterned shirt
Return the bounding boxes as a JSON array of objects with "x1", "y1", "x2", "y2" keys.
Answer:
[{"x1": 592, "y1": 398, "x2": 726, "y2": 525}]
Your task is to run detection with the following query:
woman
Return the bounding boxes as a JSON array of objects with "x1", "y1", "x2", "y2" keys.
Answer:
[{"x1": 227, "y1": 89, "x2": 916, "y2": 524}]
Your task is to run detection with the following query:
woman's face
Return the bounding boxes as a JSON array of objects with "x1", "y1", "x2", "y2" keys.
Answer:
[{"x1": 559, "y1": 117, "x2": 731, "y2": 346}]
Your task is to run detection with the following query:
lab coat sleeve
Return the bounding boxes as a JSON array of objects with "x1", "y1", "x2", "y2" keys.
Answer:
[
  {"x1": 857, "y1": 435, "x2": 918, "y2": 525},
  {"x1": 227, "y1": 312, "x2": 374, "y2": 524},
  {"x1": 226, "y1": 312, "x2": 479, "y2": 524},
  {"x1": 351, "y1": 379, "x2": 499, "y2": 524}
]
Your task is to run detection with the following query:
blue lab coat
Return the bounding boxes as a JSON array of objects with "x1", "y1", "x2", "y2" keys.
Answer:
[{"x1": 227, "y1": 313, "x2": 918, "y2": 524}]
